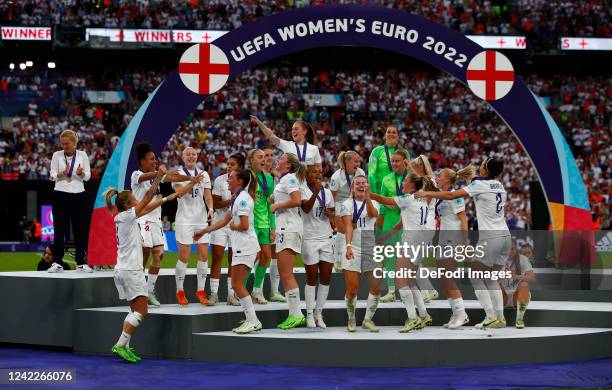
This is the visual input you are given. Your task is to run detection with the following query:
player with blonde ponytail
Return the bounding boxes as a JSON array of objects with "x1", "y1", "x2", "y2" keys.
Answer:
[
  {"x1": 330, "y1": 150, "x2": 365, "y2": 271},
  {"x1": 433, "y1": 165, "x2": 474, "y2": 329},
  {"x1": 106, "y1": 170, "x2": 186, "y2": 362}
]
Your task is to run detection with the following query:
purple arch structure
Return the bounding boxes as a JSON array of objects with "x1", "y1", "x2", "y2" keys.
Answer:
[{"x1": 89, "y1": 5, "x2": 590, "y2": 265}]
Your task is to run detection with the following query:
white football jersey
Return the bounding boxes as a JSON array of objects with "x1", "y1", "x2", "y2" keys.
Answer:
[
  {"x1": 277, "y1": 138, "x2": 322, "y2": 166},
  {"x1": 436, "y1": 197, "x2": 466, "y2": 231},
  {"x1": 463, "y1": 178, "x2": 509, "y2": 237},
  {"x1": 502, "y1": 254, "x2": 534, "y2": 291},
  {"x1": 394, "y1": 193, "x2": 432, "y2": 232},
  {"x1": 131, "y1": 170, "x2": 162, "y2": 225},
  {"x1": 173, "y1": 167, "x2": 211, "y2": 226},
  {"x1": 338, "y1": 198, "x2": 379, "y2": 248},
  {"x1": 114, "y1": 208, "x2": 144, "y2": 271},
  {"x1": 212, "y1": 173, "x2": 232, "y2": 222},
  {"x1": 273, "y1": 173, "x2": 303, "y2": 234},
  {"x1": 300, "y1": 184, "x2": 334, "y2": 240},
  {"x1": 330, "y1": 168, "x2": 366, "y2": 211},
  {"x1": 230, "y1": 191, "x2": 260, "y2": 256}
]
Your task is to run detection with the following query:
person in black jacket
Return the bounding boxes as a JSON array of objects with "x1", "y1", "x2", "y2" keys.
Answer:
[{"x1": 37, "y1": 245, "x2": 70, "y2": 271}]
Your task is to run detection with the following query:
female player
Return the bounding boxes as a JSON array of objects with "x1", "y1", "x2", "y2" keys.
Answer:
[
  {"x1": 330, "y1": 151, "x2": 365, "y2": 271},
  {"x1": 408, "y1": 154, "x2": 438, "y2": 302},
  {"x1": 434, "y1": 167, "x2": 474, "y2": 329},
  {"x1": 172, "y1": 147, "x2": 214, "y2": 306},
  {"x1": 370, "y1": 174, "x2": 436, "y2": 332},
  {"x1": 271, "y1": 153, "x2": 307, "y2": 329},
  {"x1": 194, "y1": 169, "x2": 262, "y2": 334},
  {"x1": 251, "y1": 115, "x2": 322, "y2": 166},
  {"x1": 341, "y1": 175, "x2": 381, "y2": 333},
  {"x1": 367, "y1": 125, "x2": 409, "y2": 194},
  {"x1": 416, "y1": 157, "x2": 512, "y2": 329},
  {"x1": 247, "y1": 148, "x2": 275, "y2": 304},
  {"x1": 105, "y1": 169, "x2": 184, "y2": 362},
  {"x1": 263, "y1": 146, "x2": 284, "y2": 302},
  {"x1": 130, "y1": 142, "x2": 202, "y2": 307},
  {"x1": 378, "y1": 149, "x2": 410, "y2": 302},
  {"x1": 210, "y1": 153, "x2": 246, "y2": 306},
  {"x1": 301, "y1": 163, "x2": 335, "y2": 328},
  {"x1": 501, "y1": 240, "x2": 535, "y2": 328}
]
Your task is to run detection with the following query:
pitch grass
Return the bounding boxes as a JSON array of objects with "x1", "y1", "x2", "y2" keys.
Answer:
[
  {"x1": 0, "y1": 251, "x2": 610, "y2": 272},
  {"x1": 0, "y1": 251, "x2": 305, "y2": 271}
]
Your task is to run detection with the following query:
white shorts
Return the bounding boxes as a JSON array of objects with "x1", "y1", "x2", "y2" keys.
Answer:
[
  {"x1": 276, "y1": 231, "x2": 302, "y2": 254},
  {"x1": 176, "y1": 224, "x2": 210, "y2": 245},
  {"x1": 114, "y1": 269, "x2": 147, "y2": 301},
  {"x1": 210, "y1": 225, "x2": 232, "y2": 248},
  {"x1": 436, "y1": 231, "x2": 466, "y2": 260},
  {"x1": 139, "y1": 221, "x2": 165, "y2": 248},
  {"x1": 476, "y1": 235, "x2": 512, "y2": 267},
  {"x1": 342, "y1": 246, "x2": 377, "y2": 274},
  {"x1": 232, "y1": 253, "x2": 257, "y2": 269},
  {"x1": 301, "y1": 236, "x2": 335, "y2": 265},
  {"x1": 400, "y1": 231, "x2": 431, "y2": 265}
]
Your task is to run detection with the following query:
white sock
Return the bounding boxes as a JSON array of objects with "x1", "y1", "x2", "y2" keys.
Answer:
[
  {"x1": 473, "y1": 278, "x2": 496, "y2": 319},
  {"x1": 411, "y1": 286, "x2": 428, "y2": 317},
  {"x1": 305, "y1": 284, "x2": 316, "y2": 314},
  {"x1": 485, "y1": 279, "x2": 505, "y2": 320},
  {"x1": 269, "y1": 259, "x2": 280, "y2": 295},
  {"x1": 345, "y1": 295, "x2": 357, "y2": 320},
  {"x1": 399, "y1": 287, "x2": 417, "y2": 320},
  {"x1": 239, "y1": 295, "x2": 258, "y2": 323},
  {"x1": 450, "y1": 297, "x2": 466, "y2": 316},
  {"x1": 196, "y1": 260, "x2": 208, "y2": 292},
  {"x1": 116, "y1": 331, "x2": 131, "y2": 347},
  {"x1": 287, "y1": 288, "x2": 302, "y2": 316},
  {"x1": 147, "y1": 273, "x2": 158, "y2": 294},
  {"x1": 175, "y1": 260, "x2": 187, "y2": 292},
  {"x1": 315, "y1": 284, "x2": 330, "y2": 314},
  {"x1": 210, "y1": 278, "x2": 220, "y2": 295},
  {"x1": 227, "y1": 276, "x2": 233, "y2": 296},
  {"x1": 364, "y1": 293, "x2": 379, "y2": 321}
]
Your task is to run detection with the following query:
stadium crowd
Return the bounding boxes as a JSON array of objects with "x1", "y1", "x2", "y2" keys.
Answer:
[
  {"x1": 0, "y1": 0, "x2": 609, "y2": 39},
  {"x1": 0, "y1": 65, "x2": 609, "y2": 230}
]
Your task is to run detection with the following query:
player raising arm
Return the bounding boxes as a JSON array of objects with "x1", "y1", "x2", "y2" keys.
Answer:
[{"x1": 105, "y1": 170, "x2": 186, "y2": 363}]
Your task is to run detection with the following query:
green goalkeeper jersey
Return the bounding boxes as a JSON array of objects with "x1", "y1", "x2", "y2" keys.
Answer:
[
  {"x1": 379, "y1": 171, "x2": 409, "y2": 226},
  {"x1": 253, "y1": 171, "x2": 276, "y2": 229},
  {"x1": 367, "y1": 145, "x2": 411, "y2": 194}
]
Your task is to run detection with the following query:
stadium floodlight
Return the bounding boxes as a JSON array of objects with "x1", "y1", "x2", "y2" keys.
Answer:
[
  {"x1": 19, "y1": 63, "x2": 26, "y2": 70},
  {"x1": 25, "y1": 61, "x2": 33, "y2": 67},
  {"x1": 9, "y1": 63, "x2": 15, "y2": 70},
  {"x1": 48, "y1": 62, "x2": 56, "y2": 69}
]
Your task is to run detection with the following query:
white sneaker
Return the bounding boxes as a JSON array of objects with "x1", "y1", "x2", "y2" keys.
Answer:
[
  {"x1": 233, "y1": 320, "x2": 262, "y2": 334},
  {"x1": 148, "y1": 292, "x2": 161, "y2": 307},
  {"x1": 76, "y1": 264, "x2": 94, "y2": 273},
  {"x1": 428, "y1": 290, "x2": 439, "y2": 301},
  {"x1": 314, "y1": 313, "x2": 327, "y2": 329},
  {"x1": 208, "y1": 293, "x2": 219, "y2": 306},
  {"x1": 269, "y1": 293, "x2": 286, "y2": 303},
  {"x1": 227, "y1": 293, "x2": 241, "y2": 306},
  {"x1": 362, "y1": 319, "x2": 380, "y2": 333},
  {"x1": 347, "y1": 317, "x2": 357, "y2": 332},
  {"x1": 47, "y1": 263, "x2": 64, "y2": 273},
  {"x1": 306, "y1": 313, "x2": 316, "y2": 328},
  {"x1": 475, "y1": 317, "x2": 497, "y2": 330},
  {"x1": 447, "y1": 312, "x2": 470, "y2": 330},
  {"x1": 251, "y1": 291, "x2": 268, "y2": 305}
]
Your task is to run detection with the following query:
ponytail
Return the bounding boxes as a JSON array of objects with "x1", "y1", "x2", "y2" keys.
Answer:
[
  {"x1": 441, "y1": 166, "x2": 476, "y2": 185},
  {"x1": 285, "y1": 153, "x2": 307, "y2": 183},
  {"x1": 104, "y1": 188, "x2": 118, "y2": 212},
  {"x1": 408, "y1": 173, "x2": 438, "y2": 192},
  {"x1": 104, "y1": 188, "x2": 132, "y2": 213}
]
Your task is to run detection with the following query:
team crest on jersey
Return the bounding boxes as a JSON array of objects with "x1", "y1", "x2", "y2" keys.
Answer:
[
  {"x1": 455, "y1": 198, "x2": 463, "y2": 205},
  {"x1": 289, "y1": 178, "x2": 298, "y2": 185},
  {"x1": 239, "y1": 200, "x2": 248, "y2": 208}
]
